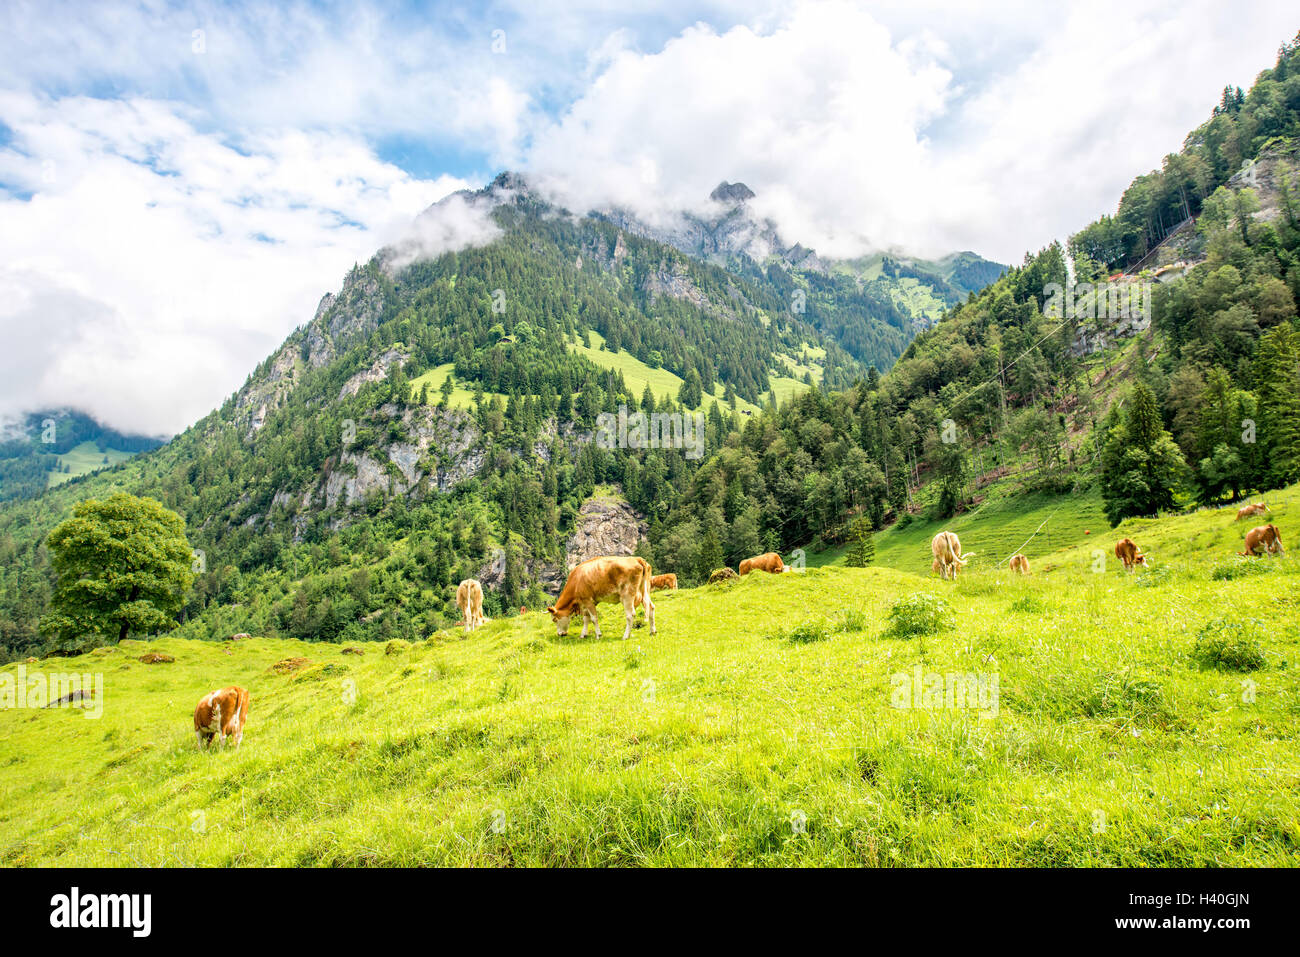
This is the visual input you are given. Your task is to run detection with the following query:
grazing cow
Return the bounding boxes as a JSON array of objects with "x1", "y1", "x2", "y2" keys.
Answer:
[
  {"x1": 1008, "y1": 554, "x2": 1031, "y2": 575},
  {"x1": 1114, "y1": 538, "x2": 1148, "y2": 571},
  {"x1": 1235, "y1": 501, "x2": 1269, "y2": 522},
  {"x1": 194, "y1": 686, "x2": 249, "y2": 750},
  {"x1": 1240, "y1": 523, "x2": 1285, "y2": 557},
  {"x1": 456, "y1": 579, "x2": 487, "y2": 633},
  {"x1": 548, "y1": 556, "x2": 655, "y2": 641},
  {"x1": 650, "y1": 573, "x2": 678, "y2": 591},
  {"x1": 931, "y1": 531, "x2": 972, "y2": 580},
  {"x1": 738, "y1": 552, "x2": 785, "y2": 575}
]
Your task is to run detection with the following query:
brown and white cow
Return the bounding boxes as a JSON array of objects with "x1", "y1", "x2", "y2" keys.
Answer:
[
  {"x1": 1235, "y1": 501, "x2": 1269, "y2": 522},
  {"x1": 548, "y1": 556, "x2": 655, "y2": 641},
  {"x1": 1008, "y1": 554, "x2": 1031, "y2": 575},
  {"x1": 456, "y1": 579, "x2": 487, "y2": 633},
  {"x1": 738, "y1": 552, "x2": 785, "y2": 575},
  {"x1": 194, "y1": 686, "x2": 249, "y2": 750},
  {"x1": 931, "y1": 531, "x2": 972, "y2": 580},
  {"x1": 1114, "y1": 538, "x2": 1148, "y2": 571},
  {"x1": 650, "y1": 573, "x2": 678, "y2": 591},
  {"x1": 1240, "y1": 523, "x2": 1285, "y2": 557}
]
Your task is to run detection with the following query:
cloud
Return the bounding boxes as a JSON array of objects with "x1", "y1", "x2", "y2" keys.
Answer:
[
  {"x1": 0, "y1": 92, "x2": 469, "y2": 435},
  {"x1": 381, "y1": 189, "x2": 506, "y2": 273},
  {"x1": 522, "y1": 0, "x2": 1299, "y2": 262}
]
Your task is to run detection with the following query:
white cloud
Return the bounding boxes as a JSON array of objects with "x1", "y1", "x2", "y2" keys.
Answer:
[
  {"x1": 0, "y1": 92, "x2": 469, "y2": 435},
  {"x1": 523, "y1": 0, "x2": 1298, "y2": 262},
  {"x1": 381, "y1": 189, "x2": 506, "y2": 273}
]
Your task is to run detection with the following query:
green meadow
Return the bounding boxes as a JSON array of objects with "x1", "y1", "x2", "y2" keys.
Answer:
[
  {"x1": 1, "y1": 483, "x2": 1297, "y2": 866},
  {"x1": 46, "y1": 441, "x2": 137, "y2": 488}
]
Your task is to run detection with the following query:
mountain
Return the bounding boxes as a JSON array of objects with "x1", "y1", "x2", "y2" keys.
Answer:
[
  {"x1": 0, "y1": 409, "x2": 164, "y2": 504},
  {"x1": 1, "y1": 34, "x2": 1298, "y2": 663},
  {"x1": 0, "y1": 176, "x2": 872, "y2": 658},
  {"x1": 598, "y1": 179, "x2": 1006, "y2": 352}
]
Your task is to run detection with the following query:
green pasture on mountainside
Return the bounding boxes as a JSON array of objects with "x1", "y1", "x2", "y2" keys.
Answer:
[{"x1": 2, "y1": 483, "x2": 1296, "y2": 866}]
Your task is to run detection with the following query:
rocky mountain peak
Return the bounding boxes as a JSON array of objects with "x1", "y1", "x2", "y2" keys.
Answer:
[{"x1": 709, "y1": 181, "x2": 756, "y2": 204}]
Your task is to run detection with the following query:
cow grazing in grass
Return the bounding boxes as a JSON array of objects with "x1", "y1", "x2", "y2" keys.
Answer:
[
  {"x1": 1235, "y1": 501, "x2": 1270, "y2": 522},
  {"x1": 194, "y1": 686, "x2": 249, "y2": 750},
  {"x1": 1240, "y1": 523, "x2": 1284, "y2": 557},
  {"x1": 548, "y1": 556, "x2": 655, "y2": 641},
  {"x1": 1115, "y1": 538, "x2": 1148, "y2": 571},
  {"x1": 931, "y1": 531, "x2": 972, "y2": 580},
  {"x1": 738, "y1": 552, "x2": 785, "y2": 575},
  {"x1": 650, "y1": 573, "x2": 677, "y2": 591},
  {"x1": 1008, "y1": 554, "x2": 1031, "y2": 575},
  {"x1": 456, "y1": 579, "x2": 487, "y2": 633}
]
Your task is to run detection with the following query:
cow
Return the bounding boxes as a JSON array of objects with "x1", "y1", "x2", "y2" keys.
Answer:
[
  {"x1": 738, "y1": 552, "x2": 785, "y2": 575},
  {"x1": 548, "y1": 556, "x2": 654, "y2": 641},
  {"x1": 1115, "y1": 538, "x2": 1148, "y2": 571},
  {"x1": 931, "y1": 531, "x2": 972, "y2": 580},
  {"x1": 1235, "y1": 501, "x2": 1269, "y2": 522},
  {"x1": 1008, "y1": 554, "x2": 1031, "y2": 575},
  {"x1": 1240, "y1": 523, "x2": 1285, "y2": 557},
  {"x1": 194, "y1": 686, "x2": 250, "y2": 750},
  {"x1": 650, "y1": 573, "x2": 678, "y2": 591},
  {"x1": 456, "y1": 579, "x2": 487, "y2": 633}
]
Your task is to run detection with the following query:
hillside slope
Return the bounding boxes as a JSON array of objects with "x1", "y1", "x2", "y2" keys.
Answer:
[{"x1": 3, "y1": 486, "x2": 1297, "y2": 866}]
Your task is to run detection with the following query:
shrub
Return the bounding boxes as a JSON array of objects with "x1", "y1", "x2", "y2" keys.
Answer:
[
  {"x1": 833, "y1": 607, "x2": 869, "y2": 633},
  {"x1": 1210, "y1": 558, "x2": 1274, "y2": 581},
  {"x1": 884, "y1": 594, "x2": 954, "y2": 638},
  {"x1": 1008, "y1": 595, "x2": 1045, "y2": 615},
  {"x1": 1193, "y1": 619, "x2": 1266, "y2": 671},
  {"x1": 770, "y1": 619, "x2": 832, "y2": 643}
]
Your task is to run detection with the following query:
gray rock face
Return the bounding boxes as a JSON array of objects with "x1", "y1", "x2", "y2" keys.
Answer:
[
  {"x1": 339, "y1": 348, "x2": 410, "y2": 399},
  {"x1": 565, "y1": 493, "x2": 647, "y2": 571},
  {"x1": 710, "y1": 181, "x2": 756, "y2": 204},
  {"x1": 230, "y1": 266, "x2": 389, "y2": 439}
]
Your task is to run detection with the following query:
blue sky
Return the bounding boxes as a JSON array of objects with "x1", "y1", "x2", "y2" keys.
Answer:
[{"x1": 0, "y1": 0, "x2": 1295, "y2": 434}]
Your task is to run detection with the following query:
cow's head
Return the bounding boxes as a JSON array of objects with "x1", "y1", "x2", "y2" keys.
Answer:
[
  {"x1": 547, "y1": 604, "x2": 572, "y2": 636},
  {"x1": 1135, "y1": 552, "x2": 1149, "y2": 567}
]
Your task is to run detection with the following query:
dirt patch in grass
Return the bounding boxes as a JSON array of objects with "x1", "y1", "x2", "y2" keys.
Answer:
[{"x1": 269, "y1": 657, "x2": 312, "y2": 675}]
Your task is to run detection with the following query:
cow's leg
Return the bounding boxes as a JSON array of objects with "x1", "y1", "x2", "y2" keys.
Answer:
[
  {"x1": 622, "y1": 595, "x2": 635, "y2": 641},
  {"x1": 196, "y1": 731, "x2": 204, "y2": 749},
  {"x1": 646, "y1": 596, "x2": 656, "y2": 636}
]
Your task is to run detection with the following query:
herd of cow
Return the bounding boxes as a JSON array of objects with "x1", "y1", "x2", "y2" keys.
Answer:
[{"x1": 190, "y1": 501, "x2": 1286, "y2": 751}]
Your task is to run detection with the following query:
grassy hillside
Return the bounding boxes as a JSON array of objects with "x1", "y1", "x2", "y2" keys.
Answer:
[
  {"x1": 3, "y1": 484, "x2": 1297, "y2": 866},
  {"x1": 808, "y1": 486, "x2": 1111, "y2": 574},
  {"x1": 569, "y1": 330, "x2": 768, "y2": 414},
  {"x1": 46, "y1": 441, "x2": 137, "y2": 488}
]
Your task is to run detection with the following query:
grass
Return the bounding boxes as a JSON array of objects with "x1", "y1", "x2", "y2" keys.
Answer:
[
  {"x1": 407, "y1": 363, "x2": 506, "y2": 411},
  {"x1": 807, "y1": 485, "x2": 1110, "y2": 575},
  {"x1": 46, "y1": 441, "x2": 137, "y2": 488},
  {"x1": 3, "y1": 484, "x2": 1299, "y2": 866}
]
